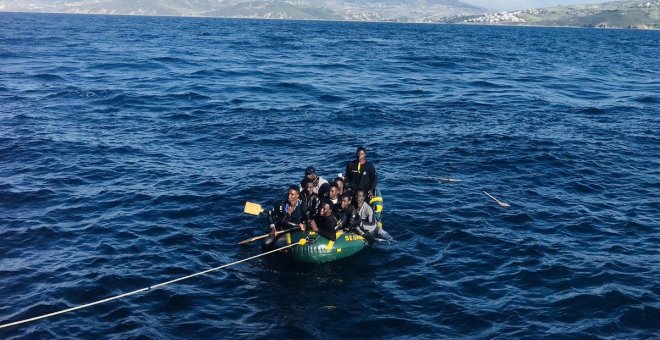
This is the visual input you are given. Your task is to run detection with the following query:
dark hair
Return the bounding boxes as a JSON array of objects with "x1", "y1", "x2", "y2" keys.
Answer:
[
  {"x1": 320, "y1": 199, "x2": 333, "y2": 211},
  {"x1": 340, "y1": 192, "x2": 352, "y2": 201},
  {"x1": 355, "y1": 189, "x2": 366, "y2": 197},
  {"x1": 356, "y1": 146, "x2": 367, "y2": 156},
  {"x1": 301, "y1": 177, "x2": 314, "y2": 186},
  {"x1": 329, "y1": 183, "x2": 339, "y2": 190},
  {"x1": 288, "y1": 185, "x2": 301, "y2": 194},
  {"x1": 334, "y1": 177, "x2": 344, "y2": 184}
]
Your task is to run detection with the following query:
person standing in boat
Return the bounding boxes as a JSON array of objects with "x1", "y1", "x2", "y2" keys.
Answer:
[
  {"x1": 345, "y1": 146, "x2": 377, "y2": 200},
  {"x1": 306, "y1": 201, "x2": 337, "y2": 241},
  {"x1": 300, "y1": 166, "x2": 328, "y2": 195},
  {"x1": 355, "y1": 189, "x2": 392, "y2": 242},
  {"x1": 264, "y1": 185, "x2": 308, "y2": 248}
]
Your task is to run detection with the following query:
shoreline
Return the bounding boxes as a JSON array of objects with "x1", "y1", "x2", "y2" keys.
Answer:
[{"x1": 1, "y1": 10, "x2": 658, "y2": 31}]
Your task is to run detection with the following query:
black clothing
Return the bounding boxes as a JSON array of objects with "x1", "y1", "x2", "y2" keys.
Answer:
[
  {"x1": 345, "y1": 160, "x2": 377, "y2": 194},
  {"x1": 300, "y1": 191, "x2": 320, "y2": 219},
  {"x1": 334, "y1": 204, "x2": 360, "y2": 232},
  {"x1": 313, "y1": 214, "x2": 337, "y2": 241},
  {"x1": 268, "y1": 199, "x2": 308, "y2": 230},
  {"x1": 318, "y1": 182, "x2": 331, "y2": 198}
]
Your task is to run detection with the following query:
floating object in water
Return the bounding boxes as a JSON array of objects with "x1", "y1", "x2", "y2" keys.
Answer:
[
  {"x1": 482, "y1": 190, "x2": 510, "y2": 208},
  {"x1": 411, "y1": 176, "x2": 462, "y2": 183}
]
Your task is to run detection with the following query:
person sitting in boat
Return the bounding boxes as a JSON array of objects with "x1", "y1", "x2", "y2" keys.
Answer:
[
  {"x1": 299, "y1": 166, "x2": 328, "y2": 195},
  {"x1": 355, "y1": 189, "x2": 392, "y2": 241},
  {"x1": 334, "y1": 176, "x2": 346, "y2": 196},
  {"x1": 354, "y1": 189, "x2": 377, "y2": 233},
  {"x1": 345, "y1": 146, "x2": 377, "y2": 200},
  {"x1": 334, "y1": 193, "x2": 359, "y2": 232},
  {"x1": 264, "y1": 185, "x2": 308, "y2": 248},
  {"x1": 300, "y1": 178, "x2": 320, "y2": 219},
  {"x1": 324, "y1": 182, "x2": 340, "y2": 206},
  {"x1": 305, "y1": 200, "x2": 337, "y2": 241}
]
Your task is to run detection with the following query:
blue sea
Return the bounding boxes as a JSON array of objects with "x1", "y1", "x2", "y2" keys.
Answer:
[{"x1": 1, "y1": 12, "x2": 659, "y2": 338}]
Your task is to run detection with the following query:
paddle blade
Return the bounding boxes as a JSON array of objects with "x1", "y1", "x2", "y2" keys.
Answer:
[{"x1": 244, "y1": 202, "x2": 264, "y2": 215}]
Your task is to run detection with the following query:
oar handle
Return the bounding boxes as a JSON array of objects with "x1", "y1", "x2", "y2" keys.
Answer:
[{"x1": 237, "y1": 226, "x2": 299, "y2": 245}]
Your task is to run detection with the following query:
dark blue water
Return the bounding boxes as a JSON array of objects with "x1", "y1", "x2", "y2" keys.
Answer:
[{"x1": 1, "y1": 12, "x2": 659, "y2": 338}]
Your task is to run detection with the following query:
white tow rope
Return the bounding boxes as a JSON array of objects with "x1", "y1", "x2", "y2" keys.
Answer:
[{"x1": 0, "y1": 243, "x2": 299, "y2": 329}]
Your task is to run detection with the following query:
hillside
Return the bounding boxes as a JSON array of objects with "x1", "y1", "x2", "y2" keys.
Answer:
[
  {"x1": 459, "y1": 0, "x2": 660, "y2": 29},
  {"x1": 0, "y1": 0, "x2": 483, "y2": 21},
  {"x1": 2, "y1": 0, "x2": 658, "y2": 28}
]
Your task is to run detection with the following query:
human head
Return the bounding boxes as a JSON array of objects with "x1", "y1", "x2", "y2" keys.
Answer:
[
  {"x1": 305, "y1": 166, "x2": 317, "y2": 181},
  {"x1": 334, "y1": 177, "x2": 344, "y2": 189},
  {"x1": 356, "y1": 146, "x2": 367, "y2": 161},
  {"x1": 319, "y1": 201, "x2": 332, "y2": 217},
  {"x1": 328, "y1": 183, "x2": 339, "y2": 199},
  {"x1": 355, "y1": 189, "x2": 366, "y2": 206},
  {"x1": 302, "y1": 178, "x2": 315, "y2": 194},
  {"x1": 287, "y1": 185, "x2": 300, "y2": 204},
  {"x1": 340, "y1": 193, "x2": 352, "y2": 209}
]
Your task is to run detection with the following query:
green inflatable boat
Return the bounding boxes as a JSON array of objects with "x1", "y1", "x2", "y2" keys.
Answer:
[
  {"x1": 257, "y1": 188, "x2": 384, "y2": 263},
  {"x1": 277, "y1": 230, "x2": 369, "y2": 263}
]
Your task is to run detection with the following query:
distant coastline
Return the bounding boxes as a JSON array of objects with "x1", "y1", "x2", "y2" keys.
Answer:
[{"x1": 1, "y1": 4, "x2": 658, "y2": 31}]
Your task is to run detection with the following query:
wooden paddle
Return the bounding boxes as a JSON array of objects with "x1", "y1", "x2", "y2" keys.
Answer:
[
  {"x1": 237, "y1": 227, "x2": 299, "y2": 245},
  {"x1": 482, "y1": 191, "x2": 510, "y2": 208}
]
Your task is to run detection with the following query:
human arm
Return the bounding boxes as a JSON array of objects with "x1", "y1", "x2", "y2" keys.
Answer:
[
  {"x1": 267, "y1": 202, "x2": 282, "y2": 231},
  {"x1": 368, "y1": 163, "x2": 377, "y2": 199},
  {"x1": 345, "y1": 162, "x2": 353, "y2": 190}
]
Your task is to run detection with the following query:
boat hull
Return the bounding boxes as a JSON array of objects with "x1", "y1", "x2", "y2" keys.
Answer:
[{"x1": 269, "y1": 230, "x2": 368, "y2": 263}]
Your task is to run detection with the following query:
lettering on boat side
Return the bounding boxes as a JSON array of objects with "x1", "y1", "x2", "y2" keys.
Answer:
[{"x1": 344, "y1": 235, "x2": 363, "y2": 241}]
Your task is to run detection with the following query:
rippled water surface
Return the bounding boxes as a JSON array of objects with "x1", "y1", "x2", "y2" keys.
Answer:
[{"x1": 1, "y1": 12, "x2": 659, "y2": 338}]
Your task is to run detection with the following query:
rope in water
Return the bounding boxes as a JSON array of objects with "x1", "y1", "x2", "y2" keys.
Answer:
[{"x1": 0, "y1": 242, "x2": 300, "y2": 329}]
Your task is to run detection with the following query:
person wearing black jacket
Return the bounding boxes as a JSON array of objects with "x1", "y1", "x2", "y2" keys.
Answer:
[
  {"x1": 308, "y1": 201, "x2": 337, "y2": 241},
  {"x1": 264, "y1": 186, "x2": 308, "y2": 248},
  {"x1": 345, "y1": 146, "x2": 377, "y2": 200},
  {"x1": 300, "y1": 178, "x2": 320, "y2": 219},
  {"x1": 334, "y1": 193, "x2": 359, "y2": 232}
]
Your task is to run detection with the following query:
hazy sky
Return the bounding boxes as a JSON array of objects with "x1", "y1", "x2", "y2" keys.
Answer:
[{"x1": 463, "y1": 0, "x2": 612, "y2": 11}]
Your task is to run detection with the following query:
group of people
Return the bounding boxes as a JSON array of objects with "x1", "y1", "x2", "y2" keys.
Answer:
[{"x1": 265, "y1": 146, "x2": 391, "y2": 247}]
